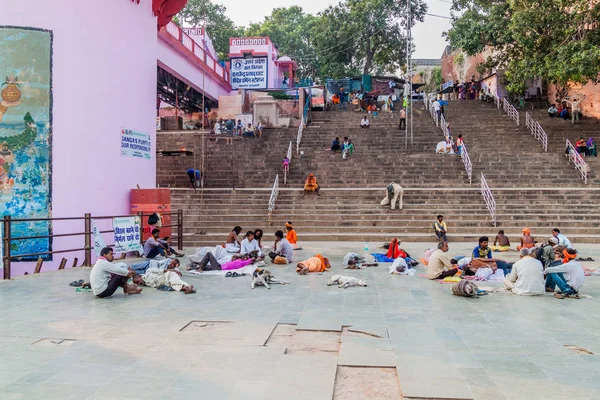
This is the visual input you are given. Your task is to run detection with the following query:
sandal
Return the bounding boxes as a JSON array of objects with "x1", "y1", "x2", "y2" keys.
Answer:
[
  {"x1": 225, "y1": 272, "x2": 233, "y2": 277},
  {"x1": 554, "y1": 293, "x2": 565, "y2": 299},
  {"x1": 69, "y1": 279, "x2": 84, "y2": 287}
]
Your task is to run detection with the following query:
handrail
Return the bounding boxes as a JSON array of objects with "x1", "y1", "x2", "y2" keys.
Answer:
[
  {"x1": 440, "y1": 114, "x2": 449, "y2": 138},
  {"x1": 284, "y1": 142, "x2": 292, "y2": 185},
  {"x1": 296, "y1": 118, "x2": 304, "y2": 155},
  {"x1": 502, "y1": 98, "x2": 520, "y2": 126},
  {"x1": 461, "y1": 143, "x2": 473, "y2": 184},
  {"x1": 565, "y1": 139, "x2": 589, "y2": 184},
  {"x1": 267, "y1": 174, "x2": 280, "y2": 226},
  {"x1": 525, "y1": 112, "x2": 548, "y2": 152},
  {"x1": 480, "y1": 173, "x2": 497, "y2": 226},
  {"x1": 297, "y1": 88, "x2": 311, "y2": 154},
  {"x1": 286, "y1": 141, "x2": 292, "y2": 162},
  {"x1": 493, "y1": 94, "x2": 501, "y2": 109}
]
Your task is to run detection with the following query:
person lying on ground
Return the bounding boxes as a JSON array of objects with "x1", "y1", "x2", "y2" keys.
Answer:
[
  {"x1": 132, "y1": 264, "x2": 195, "y2": 294},
  {"x1": 491, "y1": 230, "x2": 510, "y2": 251},
  {"x1": 461, "y1": 258, "x2": 513, "y2": 276},
  {"x1": 241, "y1": 231, "x2": 263, "y2": 258},
  {"x1": 226, "y1": 226, "x2": 243, "y2": 253},
  {"x1": 269, "y1": 230, "x2": 293, "y2": 264},
  {"x1": 189, "y1": 253, "x2": 255, "y2": 271},
  {"x1": 143, "y1": 228, "x2": 170, "y2": 259},
  {"x1": 427, "y1": 241, "x2": 458, "y2": 280},
  {"x1": 503, "y1": 248, "x2": 545, "y2": 295},
  {"x1": 517, "y1": 228, "x2": 535, "y2": 250},
  {"x1": 296, "y1": 254, "x2": 330, "y2": 275},
  {"x1": 130, "y1": 257, "x2": 180, "y2": 276},
  {"x1": 90, "y1": 247, "x2": 142, "y2": 298},
  {"x1": 342, "y1": 252, "x2": 378, "y2": 269},
  {"x1": 545, "y1": 258, "x2": 584, "y2": 299},
  {"x1": 303, "y1": 173, "x2": 321, "y2": 197}
]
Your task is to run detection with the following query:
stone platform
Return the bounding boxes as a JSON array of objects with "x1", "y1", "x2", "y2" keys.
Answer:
[{"x1": 1, "y1": 242, "x2": 600, "y2": 400}]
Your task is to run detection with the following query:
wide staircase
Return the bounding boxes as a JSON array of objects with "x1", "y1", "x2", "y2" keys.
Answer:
[{"x1": 158, "y1": 101, "x2": 600, "y2": 247}]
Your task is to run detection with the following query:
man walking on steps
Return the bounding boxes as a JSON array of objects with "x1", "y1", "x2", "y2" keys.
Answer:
[
  {"x1": 399, "y1": 108, "x2": 406, "y2": 130},
  {"x1": 338, "y1": 87, "x2": 348, "y2": 111}
]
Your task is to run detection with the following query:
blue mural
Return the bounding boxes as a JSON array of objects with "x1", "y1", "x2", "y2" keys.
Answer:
[{"x1": 0, "y1": 27, "x2": 52, "y2": 260}]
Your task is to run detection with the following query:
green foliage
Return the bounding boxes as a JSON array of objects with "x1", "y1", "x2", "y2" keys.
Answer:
[
  {"x1": 446, "y1": 0, "x2": 600, "y2": 91},
  {"x1": 178, "y1": 0, "x2": 243, "y2": 60},
  {"x1": 267, "y1": 91, "x2": 295, "y2": 100},
  {"x1": 424, "y1": 67, "x2": 442, "y2": 92},
  {"x1": 453, "y1": 53, "x2": 464, "y2": 67}
]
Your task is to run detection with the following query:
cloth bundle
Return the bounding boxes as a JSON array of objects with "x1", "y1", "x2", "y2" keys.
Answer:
[{"x1": 451, "y1": 280, "x2": 479, "y2": 298}]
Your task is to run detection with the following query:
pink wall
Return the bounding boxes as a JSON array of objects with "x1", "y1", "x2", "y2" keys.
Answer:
[{"x1": 2, "y1": 0, "x2": 157, "y2": 276}]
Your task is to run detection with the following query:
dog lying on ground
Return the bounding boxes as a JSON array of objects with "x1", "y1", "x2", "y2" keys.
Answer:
[
  {"x1": 251, "y1": 268, "x2": 290, "y2": 289},
  {"x1": 327, "y1": 275, "x2": 367, "y2": 289}
]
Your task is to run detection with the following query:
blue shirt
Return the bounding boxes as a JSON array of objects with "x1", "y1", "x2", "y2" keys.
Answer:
[
  {"x1": 187, "y1": 169, "x2": 200, "y2": 178},
  {"x1": 473, "y1": 246, "x2": 492, "y2": 259}
]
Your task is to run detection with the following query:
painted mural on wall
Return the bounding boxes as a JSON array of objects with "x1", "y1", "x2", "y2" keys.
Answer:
[{"x1": 0, "y1": 27, "x2": 52, "y2": 260}]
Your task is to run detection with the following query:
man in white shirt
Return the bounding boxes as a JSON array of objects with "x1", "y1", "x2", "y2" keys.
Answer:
[
  {"x1": 551, "y1": 228, "x2": 571, "y2": 248},
  {"x1": 545, "y1": 260, "x2": 584, "y2": 299},
  {"x1": 240, "y1": 231, "x2": 263, "y2": 258},
  {"x1": 432, "y1": 100, "x2": 441, "y2": 122},
  {"x1": 360, "y1": 116, "x2": 370, "y2": 128},
  {"x1": 90, "y1": 247, "x2": 141, "y2": 298},
  {"x1": 269, "y1": 230, "x2": 293, "y2": 264},
  {"x1": 132, "y1": 260, "x2": 195, "y2": 294},
  {"x1": 566, "y1": 96, "x2": 586, "y2": 124},
  {"x1": 503, "y1": 248, "x2": 545, "y2": 295},
  {"x1": 214, "y1": 119, "x2": 222, "y2": 135}
]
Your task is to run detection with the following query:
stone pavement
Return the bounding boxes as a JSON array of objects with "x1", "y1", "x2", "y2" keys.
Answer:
[{"x1": 1, "y1": 241, "x2": 600, "y2": 400}]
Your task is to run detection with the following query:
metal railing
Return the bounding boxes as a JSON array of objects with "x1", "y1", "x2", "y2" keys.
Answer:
[
  {"x1": 502, "y1": 98, "x2": 520, "y2": 126},
  {"x1": 461, "y1": 143, "x2": 473, "y2": 184},
  {"x1": 565, "y1": 139, "x2": 589, "y2": 184},
  {"x1": 296, "y1": 89, "x2": 311, "y2": 154},
  {"x1": 480, "y1": 173, "x2": 497, "y2": 227},
  {"x1": 284, "y1": 141, "x2": 292, "y2": 185},
  {"x1": 493, "y1": 94, "x2": 501, "y2": 109},
  {"x1": 267, "y1": 174, "x2": 280, "y2": 226},
  {"x1": 440, "y1": 114, "x2": 449, "y2": 138},
  {"x1": 2, "y1": 211, "x2": 183, "y2": 279},
  {"x1": 525, "y1": 112, "x2": 548, "y2": 152}
]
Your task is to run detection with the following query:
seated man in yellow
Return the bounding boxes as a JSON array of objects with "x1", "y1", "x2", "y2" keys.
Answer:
[
  {"x1": 296, "y1": 254, "x2": 331, "y2": 275},
  {"x1": 302, "y1": 173, "x2": 321, "y2": 197}
]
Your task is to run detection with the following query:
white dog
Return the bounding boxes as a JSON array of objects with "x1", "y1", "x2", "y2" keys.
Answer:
[
  {"x1": 380, "y1": 182, "x2": 403, "y2": 210},
  {"x1": 251, "y1": 268, "x2": 289, "y2": 289},
  {"x1": 327, "y1": 275, "x2": 367, "y2": 289}
]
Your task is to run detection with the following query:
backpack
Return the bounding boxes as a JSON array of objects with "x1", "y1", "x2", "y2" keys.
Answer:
[
  {"x1": 148, "y1": 212, "x2": 162, "y2": 226},
  {"x1": 535, "y1": 245, "x2": 547, "y2": 263}
]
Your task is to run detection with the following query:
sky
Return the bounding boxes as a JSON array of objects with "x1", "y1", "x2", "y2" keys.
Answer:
[{"x1": 215, "y1": 0, "x2": 452, "y2": 59}]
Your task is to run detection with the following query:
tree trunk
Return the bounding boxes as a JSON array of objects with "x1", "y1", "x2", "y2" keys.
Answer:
[{"x1": 363, "y1": 37, "x2": 374, "y2": 75}]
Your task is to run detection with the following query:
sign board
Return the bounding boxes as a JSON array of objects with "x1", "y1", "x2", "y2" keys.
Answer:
[
  {"x1": 92, "y1": 219, "x2": 107, "y2": 257},
  {"x1": 442, "y1": 80, "x2": 454, "y2": 90},
  {"x1": 231, "y1": 38, "x2": 267, "y2": 46},
  {"x1": 230, "y1": 57, "x2": 268, "y2": 89},
  {"x1": 121, "y1": 128, "x2": 151, "y2": 160},
  {"x1": 112, "y1": 217, "x2": 142, "y2": 253},
  {"x1": 156, "y1": 117, "x2": 161, "y2": 131},
  {"x1": 183, "y1": 27, "x2": 203, "y2": 36}
]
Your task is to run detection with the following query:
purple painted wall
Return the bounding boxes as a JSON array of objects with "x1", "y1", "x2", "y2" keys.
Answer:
[{"x1": 2, "y1": 0, "x2": 157, "y2": 276}]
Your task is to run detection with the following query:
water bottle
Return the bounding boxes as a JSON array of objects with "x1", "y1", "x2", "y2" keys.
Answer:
[{"x1": 363, "y1": 242, "x2": 369, "y2": 257}]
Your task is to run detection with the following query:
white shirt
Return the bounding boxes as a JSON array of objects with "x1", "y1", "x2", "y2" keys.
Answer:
[
  {"x1": 241, "y1": 238, "x2": 262, "y2": 256},
  {"x1": 90, "y1": 257, "x2": 129, "y2": 296},
  {"x1": 505, "y1": 256, "x2": 545, "y2": 295},
  {"x1": 556, "y1": 233, "x2": 571, "y2": 248},
  {"x1": 214, "y1": 122, "x2": 221, "y2": 134},
  {"x1": 432, "y1": 101, "x2": 441, "y2": 111},
  {"x1": 545, "y1": 261, "x2": 584, "y2": 291},
  {"x1": 360, "y1": 118, "x2": 370, "y2": 126}
]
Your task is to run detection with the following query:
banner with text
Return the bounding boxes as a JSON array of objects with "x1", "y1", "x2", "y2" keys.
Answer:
[
  {"x1": 121, "y1": 129, "x2": 151, "y2": 160},
  {"x1": 230, "y1": 57, "x2": 267, "y2": 89},
  {"x1": 112, "y1": 217, "x2": 142, "y2": 253},
  {"x1": 92, "y1": 219, "x2": 107, "y2": 257}
]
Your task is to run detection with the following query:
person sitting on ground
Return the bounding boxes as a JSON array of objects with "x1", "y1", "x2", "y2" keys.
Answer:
[
  {"x1": 90, "y1": 247, "x2": 141, "y2": 298},
  {"x1": 132, "y1": 260, "x2": 195, "y2": 294},
  {"x1": 576, "y1": 137, "x2": 587, "y2": 157},
  {"x1": 269, "y1": 230, "x2": 293, "y2": 264},
  {"x1": 473, "y1": 236, "x2": 493, "y2": 260},
  {"x1": 189, "y1": 252, "x2": 255, "y2": 271},
  {"x1": 143, "y1": 228, "x2": 170, "y2": 259},
  {"x1": 360, "y1": 116, "x2": 370, "y2": 128},
  {"x1": 586, "y1": 137, "x2": 597, "y2": 157},
  {"x1": 243, "y1": 123, "x2": 255, "y2": 138},
  {"x1": 159, "y1": 236, "x2": 184, "y2": 257},
  {"x1": 559, "y1": 107, "x2": 570, "y2": 120},
  {"x1": 517, "y1": 228, "x2": 535, "y2": 251},
  {"x1": 491, "y1": 230, "x2": 510, "y2": 252},
  {"x1": 548, "y1": 104, "x2": 558, "y2": 118},
  {"x1": 435, "y1": 139, "x2": 454, "y2": 154},
  {"x1": 346, "y1": 140, "x2": 355, "y2": 156},
  {"x1": 186, "y1": 168, "x2": 201, "y2": 189},
  {"x1": 236, "y1": 119, "x2": 243, "y2": 135},
  {"x1": 296, "y1": 254, "x2": 330, "y2": 275},
  {"x1": 538, "y1": 237, "x2": 558, "y2": 270},
  {"x1": 434, "y1": 215, "x2": 448, "y2": 242},
  {"x1": 545, "y1": 255, "x2": 584, "y2": 299},
  {"x1": 241, "y1": 231, "x2": 263, "y2": 258},
  {"x1": 226, "y1": 226, "x2": 243, "y2": 253},
  {"x1": 331, "y1": 137, "x2": 341, "y2": 152},
  {"x1": 551, "y1": 228, "x2": 571, "y2": 248},
  {"x1": 254, "y1": 229, "x2": 264, "y2": 248},
  {"x1": 285, "y1": 222, "x2": 302, "y2": 250},
  {"x1": 560, "y1": 248, "x2": 578, "y2": 264},
  {"x1": 503, "y1": 248, "x2": 545, "y2": 295},
  {"x1": 427, "y1": 241, "x2": 458, "y2": 280},
  {"x1": 303, "y1": 173, "x2": 321, "y2": 197}
]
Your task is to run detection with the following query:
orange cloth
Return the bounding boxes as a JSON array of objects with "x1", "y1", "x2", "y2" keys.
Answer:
[
  {"x1": 522, "y1": 228, "x2": 531, "y2": 235},
  {"x1": 562, "y1": 250, "x2": 577, "y2": 264},
  {"x1": 386, "y1": 238, "x2": 400, "y2": 259},
  {"x1": 304, "y1": 174, "x2": 318, "y2": 191},
  {"x1": 287, "y1": 229, "x2": 297, "y2": 244},
  {"x1": 517, "y1": 242, "x2": 534, "y2": 250},
  {"x1": 296, "y1": 256, "x2": 326, "y2": 273},
  {"x1": 315, "y1": 254, "x2": 330, "y2": 269}
]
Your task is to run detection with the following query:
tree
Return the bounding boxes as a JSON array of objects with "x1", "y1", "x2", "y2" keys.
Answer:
[
  {"x1": 244, "y1": 7, "x2": 319, "y2": 80},
  {"x1": 312, "y1": 0, "x2": 427, "y2": 77},
  {"x1": 445, "y1": 0, "x2": 600, "y2": 95},
  {"x1": 178, "y1": 0, "x2": 242, "y2": 60}
]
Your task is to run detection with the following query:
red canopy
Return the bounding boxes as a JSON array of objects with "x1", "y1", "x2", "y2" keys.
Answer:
[{"x1": 153, "y1": 0, "x2": 187, "y2": 30}]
